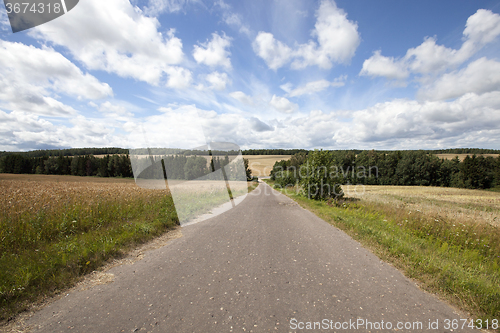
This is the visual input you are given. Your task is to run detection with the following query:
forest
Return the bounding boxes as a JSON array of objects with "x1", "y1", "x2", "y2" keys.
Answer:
[
  {"x1": 0, "y1": 153, "x2": 253, "y2": 181},
  {"x1": 271, "y1": 150, "x2": 500, "y2": 192}
]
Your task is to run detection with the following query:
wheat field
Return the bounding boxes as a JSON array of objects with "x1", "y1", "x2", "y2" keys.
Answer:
[
  {"x1": 244, "y1": 155, "x2": 291, "y2": 177},
  {"x1": 435, "y1": 153, "x2": 499, "y2": 161},
  {"x1": 343, "y1": 185, "x2": 500, "y2": 228}
]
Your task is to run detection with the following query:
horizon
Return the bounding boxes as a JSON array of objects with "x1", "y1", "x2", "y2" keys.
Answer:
[
  {"x1": 2, "y1": 146, "x2": 500, "y2": 154},
  {"x1": 1, "y1": 0, "x2": 500, "y2": 151}
]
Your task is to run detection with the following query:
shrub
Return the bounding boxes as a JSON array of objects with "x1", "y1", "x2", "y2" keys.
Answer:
[{"x1": 299, "y1": 150, "x2": 344, "y2": 200}]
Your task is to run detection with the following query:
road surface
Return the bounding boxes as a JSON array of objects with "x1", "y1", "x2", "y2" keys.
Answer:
[{"x1": 25, "y1": 182, "x2": 472, "y2": 332}]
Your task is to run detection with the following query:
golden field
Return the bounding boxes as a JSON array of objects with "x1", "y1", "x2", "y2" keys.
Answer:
[
  {"x1": 343, "y1": 185, "x2": 500, "y2": 228},
  {"x1": 244, "y1": 155, "x2": 291, "y2": 177},
  {"x1": 436, "y1": 153, "x2": 499, "y2": 161},
  {"x1": 0, "y1": 174, "x2": 161, "y2": 219},
  {"x1": 0, "y1": 173, "x2": 179, "y2": 321}
]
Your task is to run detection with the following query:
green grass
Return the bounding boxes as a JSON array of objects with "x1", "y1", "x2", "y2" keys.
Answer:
[
  {"x1": 488, "y1": 186, "x2": 500, "y2": 193},
  {"x1": 265, "y1": 180, "x2": 500, "y2": 329}
]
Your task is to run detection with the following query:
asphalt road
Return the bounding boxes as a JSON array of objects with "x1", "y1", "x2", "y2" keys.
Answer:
[{"x1": 25, "y1": 182, "x2": 473, "y2": 332}]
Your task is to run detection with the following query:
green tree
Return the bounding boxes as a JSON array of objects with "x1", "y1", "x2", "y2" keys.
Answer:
[
  {"x1": 299, "y1": 150, "x2": 343, "y2": 200},
  {"x1": 243, "y1": 158, "x2": 253, "y2": 181},
  {"x1": 184, "y1": 156, "x2": 208, "y2": 180}
]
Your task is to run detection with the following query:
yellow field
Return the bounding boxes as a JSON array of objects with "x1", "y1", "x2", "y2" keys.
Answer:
[
  {"x1": 436, "y1": 153, "x2": 499, "y2": 161},
  {"x1": 244, "y1": 155, "x2": 291, "y2": 177},
  {"x1": 0, "y1": 174, "x2": 166, "y2": 221},
  {"x1": 343, "y1": 185, "x2": 500, "y2": 228}
]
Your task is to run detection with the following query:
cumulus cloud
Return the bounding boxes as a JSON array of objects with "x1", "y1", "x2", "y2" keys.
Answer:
[
  {"x1": 360, "y1": 50, "x2": 409, "y2": 80},
  {"x1": 5, "y1": 90, "x2": 500, "y2": 151},
  {"x1": 229, "y1": 91, "x2": 254, "y2": 106},
  {"x1": 269, "y1": 95, "x2": 299, "y2": 113},
  {"x1": 253, "y1": 0, "x2": 360, "y2": 70},
  {"x1": 418, "y1": 58, "x2": 500, "y2": 101},
  {"x1": 338, "y1": 92, "x2": 500, "y2": 146},
  {"x1": 0, "y1": 109, "x2": 123, "y2": 151},
  {"x1": 204, "y1": 71, "x2": 231, "y2": 90},
  {"x1": 0, "y1": 41, "x2": 112, "y2": 101},
  {"x1": 30, "y1": 0, "x2": 185, "y2": 85},
  {"x1": 287, "y1": 77, "x2": 346, "y2": 97},
  {"x1": 361, "y1": 9, "x2": 500, "y2": 80},
  {"x1": 249, "y1": 117, "x2": 274, "y2": 132},
  {"x1": 253, "y1": 32, "x2": 293, "y2": 71},
  {"x1": 165, "y1": 66, "x2": 193, "y2": 89},
  {"x1": 292, "y1": 0, "x2": 360, "y2": 69},
  {"x1": 193, "y1": 32, "x2": 232, "y2": 69},
  {"x1": 0, "y1": 41, "x2": 112, "y2": 117}
]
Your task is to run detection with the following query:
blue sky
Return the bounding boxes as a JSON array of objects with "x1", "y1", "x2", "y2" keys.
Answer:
[{"x1": 1, "y1": 0, "x2": 500, "y2": 151}]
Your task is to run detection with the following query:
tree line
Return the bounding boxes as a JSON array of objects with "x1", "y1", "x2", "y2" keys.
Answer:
[
  {"x1": 0, "y1": 154, "x2": 133, "y2": 177},
  {"x1": 0, "y1": 153, "x2": 253, "y2": 181},
  {"x1": 271, "y1": 150, "x2": 500, "y2": 196},
  {"x1": 2, "y1": 147, "x2": 498, "y2": 159},
  {"x1": 133, "y1": 154, "x2": 253, "y2": 181}
]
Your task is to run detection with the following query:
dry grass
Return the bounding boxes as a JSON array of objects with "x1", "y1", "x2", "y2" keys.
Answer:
[
  {"x1": 343, "y1": 185, "x2": 500, "y2": 228},
  {"x1": 0, "y1": 174, "x2": 151, "y2": 219},
  {"x1": 244, "y1": 155, "x2": 291, "y2": 177},
  {"x1": 0, "y1": 173, "x2": 178, "y2": 322},
  {"x1": 436, "y1": 153, "x2": 499, "y2": 161}
]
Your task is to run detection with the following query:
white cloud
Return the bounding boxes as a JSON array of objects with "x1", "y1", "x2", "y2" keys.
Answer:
[
  {"x1": 253, "y1": 0, "x2": 360, "y2": 70},
  {"x1": 252, "y1": 32, "x2": 292, "y2": 71},
  {"x1": 229, "y1": 91, "x2": 254, "y2": 106},
  {"x1": 360, "y1": 50, "x2": 409, "y2": 80},
  {"x1": 287, "y1": 77, "x2": 346, "y2": 97},
  {"x1": 361, "y1": 9, "x2": 500, "y2": 80},
  {"x1": 0, "y1": 40, "x2": 112, "y2": 101},
  {"x1": 0, "y1": 41, "x2": 112, "y2": 117},
  {"x1": 129, "y1": 104, "x2": 211, "y2": 149},
  {"x1": 4, "y1": 90, "x2": 500, "y2": 151},
  {"x1": 92, "y1": 101, "x2": 135, "y2": 119},
  {"x1": 215, "y1": 0, "x2": 251, "y2": 36},
  {"x1": 205, "y1": 71, "x2": 231, "y2": 90},
  {"x1": 193, "y1": 32, "x2": 232, "y2": 69},
  {"x1": 143, "y1": 0, "x2": 198, "y2": 16},
  {"x1": 165, "y1": 66, "x2": 193, "y2": 89},
  {"x1": 418, "y1": 58, "x2": 500, "y2": 100},
  {"x1": 405, "y1": 37, "x2": 466, "y2": 74},
  {"x1": 292, "y1": 0, "x2": 360, "y2": 69},
  {"x1": 269, "y1": 95, "x2": 299, "y2": 113},
  {"x1": 249, "y1": 117, "x2": 274, "y2": 132},
  {"x1": 335, "y1": 92, "x2": 500, "y2": 147},
  {"x1": 30, "y1": 0, "x2": 185, "y2": 85},
  {"x1": 0, "y1": 109, "x2": 123, "y2": 151},
  {"x1": 463, "y1": 9, "x2": 500, "y2": 46}
]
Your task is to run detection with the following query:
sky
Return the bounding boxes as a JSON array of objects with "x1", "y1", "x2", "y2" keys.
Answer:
[{"x1": 1, "y1": 0, "x2": 500, "y2": 151}]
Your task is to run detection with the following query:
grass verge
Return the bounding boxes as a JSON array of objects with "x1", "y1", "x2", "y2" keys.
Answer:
[{"x1": 265, "y1": 180, "x2": 500, "y2": 330}]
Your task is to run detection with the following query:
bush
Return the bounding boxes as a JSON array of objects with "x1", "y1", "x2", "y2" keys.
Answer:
[
  {"x1": 274, "y1": 170, "x2": 298, "y2": 188},
  {"x1": 299, "y1": 150, "x2": 344, "y2": 200}
]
